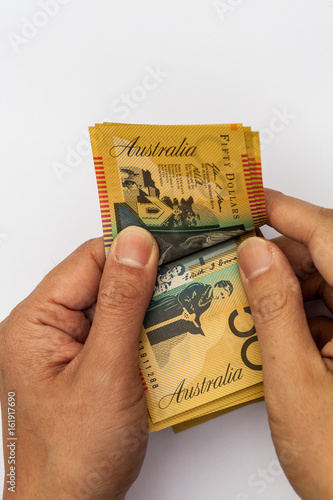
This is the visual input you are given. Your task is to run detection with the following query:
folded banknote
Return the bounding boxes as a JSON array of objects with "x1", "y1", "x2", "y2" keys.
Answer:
[
  {"x1": 89, "y1": 122, "x2": 266, "y2": 431},
  {"x1": 139, "y1": 232, "x2": 263, "y2": 431},
  {"x1": 89, "y1": 123, "x2": 266, "y2": 264}
]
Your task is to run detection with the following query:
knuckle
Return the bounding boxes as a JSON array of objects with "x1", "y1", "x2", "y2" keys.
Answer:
[
  {"x1": 0, "y1": 318, "x2": 9, "y2": 354},
  {"x1": 310, "y1": 224, "x2": 333, "y2": 283},
  {"x1": 310, "y1": 207, "x2": 333, "y2": 247},
  {"x1": 0, "y1": 309, "x2": 24, "y2": 362},
  {"x1": 251, "y1": 286, "x2": 291, "y2": 325},
  {"x1": 317, "y1": 205, "x2": 333, "y2": 222},
  {"x1": 98, "y1": 278, "x2": 141, "y2": 314},
  {"x1": 2, "y1": 304, "x2": 23, "y2": 339}
]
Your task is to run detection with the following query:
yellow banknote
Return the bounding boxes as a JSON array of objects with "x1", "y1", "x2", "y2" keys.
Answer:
[
  {"x1": 89, "y1": 122, "x2": 266, "y2": 432},
  {"x1": 138, "y1": 232, "x2": 263, "y2": 429},
  {"x1": 89, "y1": 123, "x2": 266, "y2": 264},
  {"x1": 149, "y1": 382, "x2": 264, "y2": 432}
]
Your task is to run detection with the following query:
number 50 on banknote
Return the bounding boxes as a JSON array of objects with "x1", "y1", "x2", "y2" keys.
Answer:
[{"x1": 89, "y1": 122, "x2": 266, "y2": 432}]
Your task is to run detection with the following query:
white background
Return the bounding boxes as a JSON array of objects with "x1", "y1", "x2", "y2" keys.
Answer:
[{"x1": 1, "y1": 1, "x2": 333, "y2": 499}]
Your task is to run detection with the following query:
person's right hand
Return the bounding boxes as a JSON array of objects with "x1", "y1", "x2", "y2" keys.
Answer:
[{"x1": 237, "y1": 189, "x2": 333, "y2": 500}]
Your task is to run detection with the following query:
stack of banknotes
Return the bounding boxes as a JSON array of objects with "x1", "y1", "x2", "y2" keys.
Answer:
[{"x1": 89, "y1": 123, "x2": 266, "y2": 432}]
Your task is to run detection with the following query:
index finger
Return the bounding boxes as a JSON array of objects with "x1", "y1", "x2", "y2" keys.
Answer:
[{"x1": 265, "y1": 188, "x2": 333, "y2": 286}]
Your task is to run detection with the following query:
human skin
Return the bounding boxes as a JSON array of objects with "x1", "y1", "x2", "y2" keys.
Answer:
[
  {"x1": 0, "y1": 189, "x2": 332, "y2": 499},
  {"x1": 237, "y1": 189, "x2": 333, "y2": 500},
  {"x1": 0, "y1": 226, "x2": 159, "y2": 500}
]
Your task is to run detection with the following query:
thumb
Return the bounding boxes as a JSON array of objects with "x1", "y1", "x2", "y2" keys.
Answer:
[
  {"x1": 82, "y1": 226, "x2": 159, "y2": 380},
  {"x1": 237, "y1": 237, "x2": 323, "y2": 407}
]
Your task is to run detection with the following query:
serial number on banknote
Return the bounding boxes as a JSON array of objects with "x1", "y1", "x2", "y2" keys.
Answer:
[{"x1": 139, "y1": 342, "x2": 159, "y2": 389}]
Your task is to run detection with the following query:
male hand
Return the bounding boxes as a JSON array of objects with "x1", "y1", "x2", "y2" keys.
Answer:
[
  {"x1": 0, "y1": 227, "x2": 159, "y2": 500},
  {"x1": 237, "y1": 189, "x2": 333, "y2": 500}
]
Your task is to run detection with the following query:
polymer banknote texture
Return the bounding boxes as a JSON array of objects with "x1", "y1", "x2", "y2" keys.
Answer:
[{"x1": 89, "y1": 122, "x2": 266, "y2": 431}]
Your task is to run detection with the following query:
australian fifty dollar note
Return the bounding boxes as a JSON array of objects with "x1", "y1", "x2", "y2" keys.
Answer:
[
  {"x1": 139, "y1": 232, "x2": 263, "y2": 432},
  {"x1": 89, "y1": 122, "x2": 266, "y2": 265},
  {"x1": 89, "y1": 122, "x2": 266, "y2": 431}
]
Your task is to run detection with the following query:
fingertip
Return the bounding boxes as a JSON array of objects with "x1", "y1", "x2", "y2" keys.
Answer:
[
  {"x1": 263, "y1": 189, "x2": 286, "y2": 224},
  {"x1": 264, "y1": 187, "x2": 282, "y2": 196},
  {"x1": 110, "y1": 226, "x2": 159, "y2": 269},
  {"x1": 237, "y1": 236, "x2": 273, "y2": 280},
  {"x1": 237, "y1": 235, "x2": 319, "y2": 375},
  {"x1": 264, "y1": 187, "x2": 284, "y2": 203}
]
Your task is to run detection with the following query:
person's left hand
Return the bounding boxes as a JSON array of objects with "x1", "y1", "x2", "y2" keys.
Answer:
[{"x1": 0, "y1": 227, "x2": 159, "y2": 500}]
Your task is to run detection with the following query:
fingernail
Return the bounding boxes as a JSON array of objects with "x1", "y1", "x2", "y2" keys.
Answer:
[
  {"x1": 114, "y1": 226, "x2": 154, "y2": 268},
  {"x1": 237, "y1": 237, "x2": 273, "y2": 279}
]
